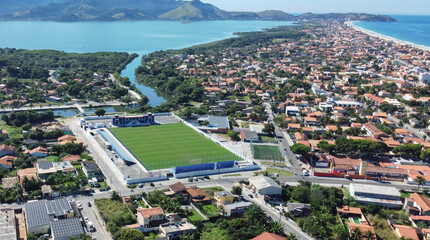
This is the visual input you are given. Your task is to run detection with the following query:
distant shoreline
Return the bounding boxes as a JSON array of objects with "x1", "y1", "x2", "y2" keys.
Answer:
[{"x1": 345, "y1": 21, "x2": 430, "y2": 52}]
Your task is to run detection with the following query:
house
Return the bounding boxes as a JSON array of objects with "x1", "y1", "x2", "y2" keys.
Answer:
[
  {"x1": 286, "y1": 106, "x2": 300, "y2": 115},
  {"x1": 165, "y1": 182, "x2": 187, "y2": 199},
  {"x1": 287, "y1": 203, "x2": 311, "y2": 216},
  {"x1": 51, "y1": 217, "x2": 85, "y2": 240},
  {"x1": 304, "y1": 117, "x2": 320, "y2": 126},
  {"x1": 57, "y1": 135, "x2": 76, "y2": 143},
  {"x1": 81, "y1": 161, "x2": 103, "y2": 181},
  {"x1": 249, "y1": 176, "x2": 282, "y2": 196},
  {"x1": 1, "y1": 177, "x2": 18, "y2": 189},
  {"x1": 405, "y1": 193, "x2": 430, "y2": 216},
  {"x1": 214, "y1": 191, "x2": 234, "y2": 205},
  {"x1": 186, "y1": 187, "x2": 210, "y2": 203},
  {"x1": 240, "y1": 130, "x2": 259, "y2": 142},
  {"x1": 159, "y1": 221, "x2": 197, "y2": 240},
  {"x1": 346, "y1": 223, "x2": 376, "y2": 237},
  {"x1": 224, "y1": 202, "x2": 252, "y2": 216},
  {"x1": 57, "y1": 135, "x2": 83, "y2": 145},
  {"x1": 25, "y1": 198, "x2": 74, "y2": 234},
  {"x1": 136, "y1": 207, "x2": 165, "y2": 228},
  {"x1": 61, "y1": 155, "x2": 81, "y2": 164},
  {"x1": 36, "y1": 161, "x2": 75, "y2": 179},
  {"x1": 0, "y1": 144, "x2": 15, "y2": 158},
  {"x1": 17, "y1": 168, "x2": 38, "y2": 182},
  {"x1": 251, "y1": 232, "x2": 285, "y2": 240},
  {"x1": 362, "y1": 122, "x2": 388, "y2": 139},
  {"x1": 0, "y1": 155, "x2": 15, "y2": 169},
  {"x1": 41, "y1": 185, "x2": 53, "y2": 198},
  {"x1": 393, "y1": 224, "x2": 420, "y2": 240},
  {"x1": 0, "y1": 208, "x2": 17, "y2": 240},
  {"x1": 25, "y1": 147, "x2": 48, "y2": 158},
  {"x1": 349, "y1": 184, "x2": 402, "y2": 208},
  {"x1": 337, "y1": 206, "x2": 367, "y2": 224}
]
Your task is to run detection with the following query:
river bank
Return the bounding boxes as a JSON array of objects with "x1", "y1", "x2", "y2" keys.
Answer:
[{"x1": 346, "y1": 21, "x2": 430, "y2": 52}]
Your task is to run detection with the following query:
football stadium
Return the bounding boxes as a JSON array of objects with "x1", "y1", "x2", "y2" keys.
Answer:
[
  {"x1": 81, "y1": 113, "x2": 257, "y2": 183},
  {"x1": 109, "y1": 123, "x2": 239, "y2": 170}
]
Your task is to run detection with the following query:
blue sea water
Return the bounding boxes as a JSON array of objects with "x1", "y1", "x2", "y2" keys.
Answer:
[
  {"x1": 0, "y1": 20, "x2": 290, "y2": 106},
  {"x1": 355, "y1": 15, "x2": 430, "y2": 48}
]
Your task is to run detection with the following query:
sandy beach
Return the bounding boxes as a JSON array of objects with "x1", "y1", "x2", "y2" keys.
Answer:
[{"x1": 345, "y1": 21, "x2": 430, "y2": 52}]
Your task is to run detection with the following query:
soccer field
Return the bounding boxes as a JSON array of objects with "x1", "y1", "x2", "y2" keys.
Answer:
[
  {"x1": 252, "y1": 145, "x2": 283, "y2": 161},
  {"x1": 109, "y1": 123, "x2": 240, "y2": 170}
]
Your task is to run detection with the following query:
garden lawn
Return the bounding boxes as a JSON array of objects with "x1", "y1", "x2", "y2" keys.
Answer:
[
  {"x1": 263, "y1": 168, "x2": 293, "y2": 177},
  {"x1": 110, "y1": 123, "x2": 240, "y2": 170},
  {"x1": 188, "y1": 209, "x2": 205, "y2": 222},
  {"x1": 252, "y1": 145, "x2": 283, "y2": 161},
  {"x1": 202, "y1": 204, "x2": 221, "y2": 218}
]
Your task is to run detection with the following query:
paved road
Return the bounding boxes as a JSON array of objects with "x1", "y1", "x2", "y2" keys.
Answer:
[
  {"x1": 0, "y1": 101, "x2": 129, "y2": 114},
  {"x1": 263, "y1": 101, "x2": 303, "y2": 175},
  {"x1": 242, "y1": 187, "x2": 313, "y2": 240},
  {"x1": 66, "y1": 118, "x2": 127, "y2": 192},
  {"x1": 73, "y1": 195, "x2": 111, "y2": 240},
  {"x1": 388, "y1": 115, "x2": 424, "y2": 140}
]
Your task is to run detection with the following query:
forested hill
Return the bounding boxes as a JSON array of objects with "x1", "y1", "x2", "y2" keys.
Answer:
[{"x1": 0, "y1": 0, "x2": 396, "y2": 22}]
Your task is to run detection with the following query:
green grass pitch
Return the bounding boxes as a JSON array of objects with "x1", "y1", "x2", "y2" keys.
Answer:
[
  {"x1": 110, "y1": 123, "x2": 240, "y2": 170},
  {"x1": 252, "y1": 145, "x2": 284, "y2": 161}
]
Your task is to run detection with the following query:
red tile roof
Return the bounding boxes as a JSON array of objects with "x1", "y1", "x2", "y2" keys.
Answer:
[
  {"x1": 410, "y1": 193, "x2": 430, "y2": 212},
  {"x1": 251, "y1": 232, "x2": 285, "y2": 240},
  {"x1": 137, "y1": 207, "x2": 164, "y2": 218}
]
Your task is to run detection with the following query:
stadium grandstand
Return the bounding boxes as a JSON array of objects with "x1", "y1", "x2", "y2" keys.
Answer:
[
  {"x1": 98, "y1": 128, "x2": 137, "y2": 164},
  {"x1": 111, "y1": 113, "x2": 155, "y2": 127}
]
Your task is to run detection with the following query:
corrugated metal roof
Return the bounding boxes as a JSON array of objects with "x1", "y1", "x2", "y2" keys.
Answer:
[
  {"x1": 208, "y1": 115, "x2": 230, "y2": 129},
  {"x1": 25, "y1": 201, "x2": 50, "y2": 228},
  {"x1": 51, "y1": 218, "x2": 84, "y2": 239}
]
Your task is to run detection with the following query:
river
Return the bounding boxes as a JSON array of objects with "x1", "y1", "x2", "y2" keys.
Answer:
[{"x1": 0, "y1": 20, "x2": 291, "y2": 108}]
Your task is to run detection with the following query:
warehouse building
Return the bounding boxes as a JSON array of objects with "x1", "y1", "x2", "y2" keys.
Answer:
[
  {"x1": 249, "y1": 176, "x2": 282, "y2": 196},
  {"x1": 349, "y1": 184, "x2": 402, "y2": 208}
]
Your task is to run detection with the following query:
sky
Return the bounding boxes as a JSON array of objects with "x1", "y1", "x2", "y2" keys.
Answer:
[{"x1": 202, "y1": 0, "x2": 430, "y2": 15}]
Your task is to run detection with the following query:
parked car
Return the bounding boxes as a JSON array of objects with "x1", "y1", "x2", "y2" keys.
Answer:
[
  {"x1": 87, "y1": 202, "x2": 92, "y2": 207},
  {"x1": 138, "y1": 183, "x2": 143, "y2": 188},
  {"x1": 150, "y1": 183, "x2": 154, "y2": 187}
]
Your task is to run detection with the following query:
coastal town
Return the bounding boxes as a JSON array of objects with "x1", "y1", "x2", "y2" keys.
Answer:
[{"x1": 1, "y1": 11, "x2": 430, "y2": 240}]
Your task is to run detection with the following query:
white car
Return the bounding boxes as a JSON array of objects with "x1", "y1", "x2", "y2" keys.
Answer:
[
  {"x1": 84, "y1": 217, "x2": 89, "y2": 222},
  {"x1": 302, "y1": 170, "x2": 309, "y2": 176}
]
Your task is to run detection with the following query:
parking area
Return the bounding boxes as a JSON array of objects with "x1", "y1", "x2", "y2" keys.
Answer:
[
  {"x1": 71, "y1": 195, "x2": 111, "y2": 240},
  {"x1": 92, "y1": 129, "x2": 146, "y2": 178}
]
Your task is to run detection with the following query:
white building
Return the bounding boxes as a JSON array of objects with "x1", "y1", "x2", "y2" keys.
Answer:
[
  {"x1": 249, "y1": 176, "x2": 282, "y2": 196},
  {"x1": 349, "y1": 184, "x2": 402, "y2": 208},
  {"x1": 420, "y1": 73, "x2": 430, "y2": 83},
  {"x1": 0, "y1": 208, "x2": 17, "y2": 240},
  {"x1": 137, "y1": 207, "x2": 165, "y2": 227},
  {"x1": 334, "y1": 100, "x2": 363, "y2": 108},
  {"x1": 285, "y1": 106, "x2": 300, "y2": 115}
]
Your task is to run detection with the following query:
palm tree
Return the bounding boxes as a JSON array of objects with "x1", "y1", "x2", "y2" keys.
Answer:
[
  {"x1": 363, "y1": 230, "x2": 375, "y2": 240},
  {"x1": 350, "y1": 227, "x2": 363, "y2": 240},
  {"x1": 286, "y1": 233, "x2": 298, "y2": 240},
  {"x1": 415, "y1": 176, "x2": 426, "y2": 192},
  {"x1": 270, "y1": 221, "x2": 285, "y2": 235},
  {"x1": 333, "y1": 224, "x2": 350, "y2": 240}
]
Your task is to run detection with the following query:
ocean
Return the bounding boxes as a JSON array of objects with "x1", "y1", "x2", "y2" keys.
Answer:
[
  {"x1": 0, "y1": 20, "x2": 290, "y2": 106},
  {"x1": 355, "y1": 15, "x2": 430, "y2": 48}
]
